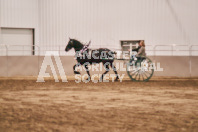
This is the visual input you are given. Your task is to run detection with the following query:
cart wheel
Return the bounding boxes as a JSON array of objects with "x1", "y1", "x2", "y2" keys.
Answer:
[{"x1": 126, "y1": 57, "x2": 154, "y2": 82}]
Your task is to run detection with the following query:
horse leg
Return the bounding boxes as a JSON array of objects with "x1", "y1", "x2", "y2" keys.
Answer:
[
  {"x1": 100, "y1": 62, "x2": 110, "y2": 81},
  {"x1": 84, "y1": 64, "x2": 91, "y2": 81},
  {"x1": 110, "y1": 62, "x2": 119, "y2": 81},
  {"x1": 73, "y1": 64, "x2": 80, "y2": 74}
]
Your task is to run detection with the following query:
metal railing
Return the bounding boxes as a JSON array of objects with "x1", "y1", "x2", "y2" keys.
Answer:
[
  {"x1": 122, "y1": 44, "x2": 198, "y2": 56},
  {"x1": 0, "y1": 44, "x2": 198, "y2": 56}
]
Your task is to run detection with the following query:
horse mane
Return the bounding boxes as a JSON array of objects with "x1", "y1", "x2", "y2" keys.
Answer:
[{"x1": 72, "y1": 39, "x2": 84, "y2": 46}]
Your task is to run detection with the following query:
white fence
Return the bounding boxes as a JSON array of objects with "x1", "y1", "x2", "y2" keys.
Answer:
[{"x1": 0, "y1": 44, "x2": 198, "y2": 77}]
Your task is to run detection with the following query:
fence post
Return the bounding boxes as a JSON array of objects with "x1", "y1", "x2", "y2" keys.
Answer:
[
  {"x1": 5, "y1": 45, "x2": 8, "y2": 77},
  {"x1": 189, "y1": 45, "x2": 192, "y2": 77},
  {"x1": 59, "y1": 45, "x2": 60, "y2": 55},
  {"x1": 153, "y1": 45, "x2": 157, "y2": 61}
]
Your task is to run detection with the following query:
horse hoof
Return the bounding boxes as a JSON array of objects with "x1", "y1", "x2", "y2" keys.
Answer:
[
  {"x1": 86, "y1": 77, "x2": 91, "y2": 81},
  {"x1": 114, "y1": 77, "x2": 119, "y2": 82},
  {"x1": 74, "y1": 71, "x2": 80, "y2": 74}
]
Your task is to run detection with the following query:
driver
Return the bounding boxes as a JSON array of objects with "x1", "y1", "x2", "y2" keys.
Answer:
[{"x1": 129, "y1": 40, "x2": 146, "y2": 64}]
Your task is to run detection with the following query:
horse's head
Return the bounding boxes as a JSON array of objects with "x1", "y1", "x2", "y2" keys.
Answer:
[
  {"x1": 65, "y1": 38, "x2": 74, "y2": 52},
  {"x1": 65, "y1": 38, "x2": 84, "y2": 52}
]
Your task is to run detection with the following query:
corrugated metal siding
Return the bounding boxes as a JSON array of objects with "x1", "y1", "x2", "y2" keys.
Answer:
[
  {"x1": 0, "y1": 0, "x2": 39, "y2": 53},
  {"x1": 0, "y1": 0, "x2": 38, "y2": 28},
  {"x1": 39, "y1": 0, "x2": 198, "y2": 49},
  {"x1": 1, "y1": 0, "x2": 198, "y2": 55}
]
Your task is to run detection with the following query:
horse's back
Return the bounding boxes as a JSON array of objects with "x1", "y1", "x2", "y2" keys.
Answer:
[{"x1": 90, "y1": 48, "x2": 115, "y2": 63}]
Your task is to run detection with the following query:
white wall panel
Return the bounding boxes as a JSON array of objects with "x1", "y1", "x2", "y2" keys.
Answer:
[
  {"x1": 0, "y1": 0, "x2": 198, "y2": 55},
  {"x1": 0, "y1": 0, "x2": 38, "y2": 28},
  {"x1": 38, "y1": 0, "x2": 198, "y2": 52},
  {"x1": 1, "y1": 28, "x2": 33, "y2": 55},
  {"x1": 0, "y1": 0, "x2": 39, "y2": 52}
]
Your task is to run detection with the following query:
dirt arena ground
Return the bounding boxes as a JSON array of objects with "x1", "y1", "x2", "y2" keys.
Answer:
[{"x1": 0, "y1": 77, "x2": 198, "y2": 132}]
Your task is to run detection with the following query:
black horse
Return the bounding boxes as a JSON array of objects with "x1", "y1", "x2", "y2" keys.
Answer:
[{"x1": 65, "y1": 38, "x2": 119, "y2": 81}]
